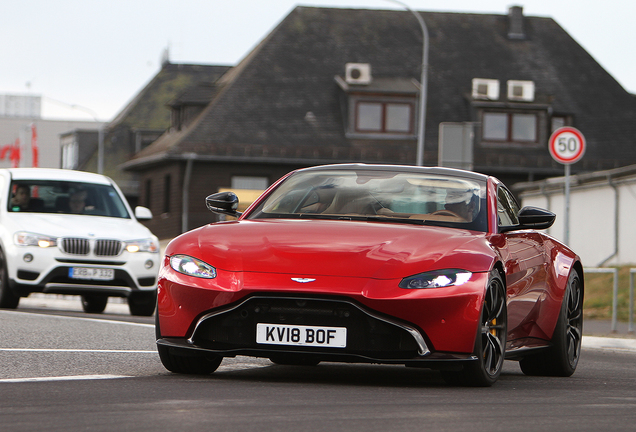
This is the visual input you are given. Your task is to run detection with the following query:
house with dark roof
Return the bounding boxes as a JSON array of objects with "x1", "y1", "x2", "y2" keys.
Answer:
[
  {"x1": 121, "y1": 6, "x2": 636, "y2": 239},
  {"x1": 69, "y1": 60, "x2": 231, "y2": 204}
]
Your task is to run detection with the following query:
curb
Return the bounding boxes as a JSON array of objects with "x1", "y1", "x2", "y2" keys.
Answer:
[{"x1": 582, "y1": 336, "x2": 636, "y2": 353}]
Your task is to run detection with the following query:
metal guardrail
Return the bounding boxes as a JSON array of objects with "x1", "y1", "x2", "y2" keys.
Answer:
[
  {"x1": 583, "y1": 267, "x2": 636, "y2": 333},
  {"x1": 584, "y1": 267, "x2": 619, "y2": 332},
  {"x1": 630, "y1": 269, "x2": 636, "y2": 333}
]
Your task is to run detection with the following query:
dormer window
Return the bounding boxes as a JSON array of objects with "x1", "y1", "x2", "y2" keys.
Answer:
[
  {"x1": 472, "y1": 79, "x2": 549, "y2": 147},
  {"x1": 483, "y1": 111, "x2": 538, "y2": 143},
  {"x1": 335, "y1": 72, "x2": 419, "y2": 139},
  {"x1": 356, "y1": 101, "x2": 413, "y2": 133}
]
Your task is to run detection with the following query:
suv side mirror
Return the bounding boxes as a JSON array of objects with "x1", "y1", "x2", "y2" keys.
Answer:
[
  {"x1": 206, "y1": 192, "x2": 242, "y2": 218},
  {"x1": 134, "y1": 206, "x2": 153, "y2": 221},
  {"x1": 500, "y1": 206, "x2": 555, "y2": 232}
]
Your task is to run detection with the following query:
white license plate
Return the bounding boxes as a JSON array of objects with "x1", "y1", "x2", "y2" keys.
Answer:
[
  {"x1": 68, "y1": 267, "x2": 115, "y2": 281},
  {"x1": 256, "y1": 323, "x2": 347, "y2": 348}
]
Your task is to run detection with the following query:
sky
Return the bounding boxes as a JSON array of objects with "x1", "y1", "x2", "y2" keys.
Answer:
[{"x1": 2, "y1": 0, "x2": 634, "y2": 121}]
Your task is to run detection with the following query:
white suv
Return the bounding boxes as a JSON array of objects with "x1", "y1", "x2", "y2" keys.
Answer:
[{"x1": 0, "y1": 168, "x2": 160, "y2": 316}]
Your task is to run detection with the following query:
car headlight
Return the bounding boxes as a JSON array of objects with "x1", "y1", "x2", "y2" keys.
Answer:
[
  {"x1": 125, "y1": 238, "x2": 159, "y2": 253},
  {"x1": 399, "y1": 269, "x2": 472, "y2": 289},
  {"x1": 14, "y1": 232, "x2": 58, "y2": 248},
  {"x1": 169, "y1": 254, "x2": 216, "y2": 279}
]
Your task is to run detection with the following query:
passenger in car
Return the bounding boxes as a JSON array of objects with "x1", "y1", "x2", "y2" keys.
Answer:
[
  {"x1": 10, "y1": 184, "x2": 31, "y2": 211},
  {"x1": 69, "y1": 189, "x2": 88, "y2": 214}
]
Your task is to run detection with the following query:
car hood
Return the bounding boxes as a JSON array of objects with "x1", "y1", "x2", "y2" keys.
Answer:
[
  {"x1": 168, "y1": 219, "x2": 496, "y2": 279},
  {"x1": 7, "y1": 213, "x2": 156, "y2": 240}
]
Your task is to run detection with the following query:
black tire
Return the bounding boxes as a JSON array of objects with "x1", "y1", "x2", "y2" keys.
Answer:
[
  {"x1": 442, "y1": 270, "x2": 507, "y2": 387},
  {"x1": 128, "y1": 292, "x2": 157, "y2": 316},
  {"x1": 0, "y1": 249, "x2": 19, "y2": 309},
  {"x1": 157, "y1": 344, "x2": 222, "y2": 375},
  {"x1": 81, "y1": 294, "x2": 108, "y2": 313},
  {"x1": 269, "y1": 354, "x2": 321, "y2": 366},
  {"x1": 155, "y1": 312, "x2": 222, "y2": 374},
  {"x1": 519, "y1": 270, "x2": 583, "y2": 377}
]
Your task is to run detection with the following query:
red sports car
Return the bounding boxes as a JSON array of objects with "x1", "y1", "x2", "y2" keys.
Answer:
[{"x1": 156, "y1": 164, "x2": 583, "y2": 386}]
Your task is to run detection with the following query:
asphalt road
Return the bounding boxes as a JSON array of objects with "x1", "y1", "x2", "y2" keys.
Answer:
[{"x1": 1, "y1": 297, "x2": 636, "y2": 431}]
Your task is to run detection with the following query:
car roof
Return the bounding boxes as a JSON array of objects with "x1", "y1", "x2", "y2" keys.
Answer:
[
  {"x1": 2, "y1": 168, "x2": 113, "y2": 185},
  {"x1": 294, "y1": 163, "x2": 491, "y2": 182}
]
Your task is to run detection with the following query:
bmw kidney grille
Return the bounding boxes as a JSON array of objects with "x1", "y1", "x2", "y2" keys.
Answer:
[{"x1": 60, "y1": 238, "x2": 123, "y2": 256}]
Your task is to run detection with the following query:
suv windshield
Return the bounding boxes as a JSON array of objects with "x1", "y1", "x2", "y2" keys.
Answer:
[
  {"x1": 8, "y1": 180, "x2": 130, "y2": 218},
  {"x1": 247, "y1": 169, "x2": 487, "y2": 231}
]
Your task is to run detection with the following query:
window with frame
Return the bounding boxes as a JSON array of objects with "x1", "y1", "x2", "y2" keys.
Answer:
[
  {"x1": 483, "y1": 112, "x2": 538, "y2": 143},
  {"x1": 355, "y1": 101, "x2": 414, "y2": 134},
  {"x1": 497, "y1": 187, "x2": 520, "y2": 227}
]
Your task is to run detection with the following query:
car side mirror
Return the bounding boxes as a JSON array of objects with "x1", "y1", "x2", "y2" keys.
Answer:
[
  {"x1": 206, "y1": 191, "x2": 242, "y2": 218},
  {"x1": 134, "y1": 206, "x2": 153, "y2": 221},
  {"x1": 500, "y1": 206, "x2": 555, "y2": 232}
]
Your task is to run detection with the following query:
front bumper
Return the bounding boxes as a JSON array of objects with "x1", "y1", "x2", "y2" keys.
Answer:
[
  {"x1": 156, "y1": 293, "x2": 481, "y2": 366},
  {"x1": 158, "y1": 269, "x2": 490, "y2": 356},
  {"x1": 8, "y1": 247, "x2": 159, "y2": 297}
]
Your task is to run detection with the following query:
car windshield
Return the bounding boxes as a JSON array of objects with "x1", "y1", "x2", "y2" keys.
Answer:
[
  {"x1": 247, "y1": 169, "x2": 487, "y2": 231},
  {"x1": 8, "y1": 180, "x2": 130, "y2": 218}
]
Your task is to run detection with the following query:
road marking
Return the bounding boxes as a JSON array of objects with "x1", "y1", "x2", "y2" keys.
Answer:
[
  {"x1": 0, "y1": 348, "x2": 156, "y2": 353},
  {"x1": 0, "y1": 309, "x2": 154, "y2": 328},
  {"x1": 582, "y1": 336, "x2": 636, "y2": 353},
  {"x1": 0, "y1": 374, "x2": 132, "y2": 383}
]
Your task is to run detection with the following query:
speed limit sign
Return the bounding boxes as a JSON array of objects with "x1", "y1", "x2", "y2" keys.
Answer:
[{"x1": 549, "y1": 127, "x2": 586, "y2": 165}]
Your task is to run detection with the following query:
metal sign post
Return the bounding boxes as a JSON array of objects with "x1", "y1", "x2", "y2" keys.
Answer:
[{"x1": 548, "y1": 127, "x2": 586, "y2": 245}]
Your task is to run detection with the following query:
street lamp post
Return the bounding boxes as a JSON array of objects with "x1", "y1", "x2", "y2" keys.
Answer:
[{"x1": 385, "y1": 0, "x2": 429, "y2": 166}]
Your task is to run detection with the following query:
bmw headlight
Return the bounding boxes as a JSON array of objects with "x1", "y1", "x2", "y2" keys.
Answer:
[
  {"x1": 169, "y1": 254, "x2": 216, "y2": 279},
  {"x1": 399, "y1": 269, "x2": 472, "y2": 289},
  {"x1": 125, "y1": 238, "x2": 159, "y2": 253},
  {"x1": 14, "y1": 232, "x2": 58, "y2": 248}
]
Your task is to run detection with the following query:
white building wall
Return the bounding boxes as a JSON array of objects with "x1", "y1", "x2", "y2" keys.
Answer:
[
  {"x1": 617, "y1": 182, "x2": 636, "y2": 264},
  {"x1": 520, "y1": 178, "x2": 636, "y2": 267},
  {"x1": 0, "y1": 117, "x2": 103, "y2": 169}
]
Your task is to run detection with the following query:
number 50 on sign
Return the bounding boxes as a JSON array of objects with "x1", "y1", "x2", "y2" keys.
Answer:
[{"x1": 549, "y1": 127, "x2": 586, "y2": 165}]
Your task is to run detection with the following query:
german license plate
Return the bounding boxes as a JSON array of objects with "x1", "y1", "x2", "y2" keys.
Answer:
[
  {"x1": 68, "y1": 267, "x2": 115, "y2": 281},
  {"x1": 256, "y1": 323, "x2": 347, "y2": 348}
]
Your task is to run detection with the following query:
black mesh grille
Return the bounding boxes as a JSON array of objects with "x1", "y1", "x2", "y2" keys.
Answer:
[
  {"x1": 191, "y1": 296, "x2": 420, "y2": 360},
  {"x1": 60, "y1": 238, "x2": 90, "y2": 255}
]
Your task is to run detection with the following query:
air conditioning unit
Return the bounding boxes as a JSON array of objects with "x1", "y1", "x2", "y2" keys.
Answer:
[
  {"x1": 345, "y1": 63, "x2": 372, "y2": 85},
  {"x1": 507, "y1": 80, "x2": 535, "y2": 101},
  {"x1": 472, "y1": 78, "x2": 500, "y2": 100}
]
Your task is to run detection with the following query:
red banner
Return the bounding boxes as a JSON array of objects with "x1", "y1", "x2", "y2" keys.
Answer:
[
  {"x1": 31, "y1": 124, "x2": 39, "y2": 168},
  {"x1": 0, "y1": 139, "x2": 20, "y2": 167}
]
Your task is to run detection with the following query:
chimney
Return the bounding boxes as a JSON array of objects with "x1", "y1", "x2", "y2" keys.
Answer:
[{"x1": 507, "y1": 5, "x2": 525, "y2": 40}]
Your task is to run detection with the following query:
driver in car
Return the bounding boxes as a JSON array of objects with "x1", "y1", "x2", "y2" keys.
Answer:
[{"x1": 443, "y1": 189, "x2": 479, "y2": 221}]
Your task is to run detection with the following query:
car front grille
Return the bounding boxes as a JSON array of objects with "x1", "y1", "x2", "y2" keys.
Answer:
[
  {"x1": 60, "y1": 238, "x2": 123, "y2": 257},
  {"x1": 189, "y1": 296, "x2": 427, "y2": 360},
  {"x1": 60, "y1": 238, "x2": 90, "y2": 255},
  {"x1": 95, "y1": 239, "x2": 123, "y2": 256}
]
